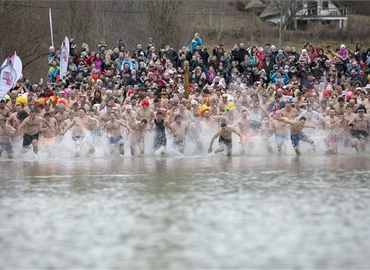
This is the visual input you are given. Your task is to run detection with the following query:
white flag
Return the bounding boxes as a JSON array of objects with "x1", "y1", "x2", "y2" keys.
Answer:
[
  {"x1": 0, "y1": 55, "x2": 18, "y2": 100},
  {"x1": 60, "y1": 36, "x2": 70, "y2": 81}
]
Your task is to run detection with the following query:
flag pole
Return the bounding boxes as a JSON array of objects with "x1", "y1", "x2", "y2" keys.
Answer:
[
  {"x1": 49, "y1": 8, "x2": 54, "y2": 47},
  {"x1": 184, "y1": 64, "x2": 190, "y2": 99}
]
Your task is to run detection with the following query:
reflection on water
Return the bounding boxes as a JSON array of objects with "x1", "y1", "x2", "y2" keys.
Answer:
[{"x1": 1, "y1": 155, "x2": 370, "y2": 269}]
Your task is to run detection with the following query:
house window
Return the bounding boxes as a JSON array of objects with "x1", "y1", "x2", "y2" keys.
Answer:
[
  {"x1": 323, "y1": 1, "x2": 329, "y2": 10},
  {"x1": 308, "y1": 1, "x2": 318, "y2": 15}
]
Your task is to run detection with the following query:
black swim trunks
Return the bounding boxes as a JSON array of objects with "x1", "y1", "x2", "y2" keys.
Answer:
[
  {"x1": 109, "y1": 135, "x2": 124, "y2": 146},
  {"x1": 219, "y1": 135, "x2": 232, "y2": 150},
  {"x1": 350, "y1": 130, "x2": 369, "y2": 140},
  {"x1": 23, "y1": 132, "x2": 40, "y2": 147}
]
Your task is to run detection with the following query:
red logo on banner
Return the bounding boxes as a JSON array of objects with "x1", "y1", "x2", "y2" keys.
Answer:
[{"x1": 2, "y1": 71, "x2": 13, "y2": 86}]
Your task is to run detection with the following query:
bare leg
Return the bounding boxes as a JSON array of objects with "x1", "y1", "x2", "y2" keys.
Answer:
[
  {"x1": 138, "y1": 141, "x2": 145, "y2": 156},
  {"x1": 350, "y1": 139, "x2": 359, "y2": 152},
  {"x1": 360, "y1": 139, "x2": 367, "y2": 151},
  {"x1": 32, "y1": 139, "x2": 38, "y2": 154},
  {"x1": 110, "y1": 145, "x2": 115, "y2": 155},
  {"x1": 214, "y1": 143, "x2": 225, "y2": 154},
  {"x1": 241, "y1": 142, "x2": 246, "y2": 155},
  {"x1": 332, "y1": 142, "x2": 338, "y2": 154},
  {"x1": 119, "y1": 144, "x2": 125, "y2": 156},
  {"x1": 89, "y1": 145, "x2": 95, "y2": 154},
  {"x1": 276, "y1": 140, "x2": 283, "y2": 153}
]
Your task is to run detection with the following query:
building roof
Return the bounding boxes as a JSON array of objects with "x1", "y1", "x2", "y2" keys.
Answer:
[
  {"x1": 331, "y1": 1, "x2": 346, "y2": 8},
  {"x1": 259, "y1": 3, "x2": 280, "y2": 19},
  {"x1": 244, "y1": 0, "x2": 266, "y2": 10}
]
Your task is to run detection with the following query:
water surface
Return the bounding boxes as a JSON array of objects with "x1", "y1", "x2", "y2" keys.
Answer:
[{"x1": 0, "y1": 155, "x2": 370, "y2": 269}]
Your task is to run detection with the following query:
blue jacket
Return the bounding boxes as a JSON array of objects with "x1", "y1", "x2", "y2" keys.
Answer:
[
  {"x1": 190, "y1": 37, "x2": 203, "y2": 53},
  {"x1": 270, "y1": 71, "x2": 290, "y2": 85},
  {"x1": 120, "y1": 59, "x2": 133, "y2": 71}
]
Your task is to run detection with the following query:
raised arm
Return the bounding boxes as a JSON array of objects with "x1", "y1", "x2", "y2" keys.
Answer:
[
  {"x1": 41, "y1": 118, "x2": 53, "y2": 130},
  {"x1": 18, "y1": 117, "x2": 29, "y2": 134},
  {"x1": 230, "y1": 127, "x2": 242, "y2": 142},
  {"x1": 118, "y1": 120, "x2": 133, "y2": 132},
  {"x1": 61, "y1": 119, "x2": 75, "y2": 134},
  {"x1": 325, "y1": 117, "x2": 341, "y2": 129},
  {"x1": 208, "y1": 130, "x2": 221, "y2": 152},
  {"x1": 273, "y1": 115, "x2": 294, "y2": 125}
]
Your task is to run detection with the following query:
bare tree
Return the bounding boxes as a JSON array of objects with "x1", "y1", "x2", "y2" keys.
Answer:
[{"x1": 141, "y1": 0, "x2": 190, "y2": 49}]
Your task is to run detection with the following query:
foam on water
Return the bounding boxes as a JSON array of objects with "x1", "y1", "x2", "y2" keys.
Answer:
[{"x1": 2, "y1": 126, "x2": 365, "y2": 161}]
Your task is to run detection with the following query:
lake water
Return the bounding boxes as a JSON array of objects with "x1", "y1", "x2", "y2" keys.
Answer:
[{"x1": 1, "y1": 154, "x2": 370, "y2": 269}]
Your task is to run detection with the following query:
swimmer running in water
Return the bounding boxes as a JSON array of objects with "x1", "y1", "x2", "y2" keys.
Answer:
[
  {"x1": 272, "y1": 115, "x2": 316, "y2": 155},
  {"x1": 208, "y1": 122, "x2": 242, "y2": 156}
]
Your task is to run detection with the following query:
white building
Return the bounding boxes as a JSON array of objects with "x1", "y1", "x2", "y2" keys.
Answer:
[{"x1": 256, "y1": 0, "x2": 348, "y2": 30}]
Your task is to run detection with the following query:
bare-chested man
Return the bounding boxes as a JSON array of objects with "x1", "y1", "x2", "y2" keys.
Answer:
[
  {"x1": 106, "y1": 111, "x2": 132, "y2": 156},
  {"x1": 40, "y1": 112, "x2": 58, "y2": 145},
  {"x1": 54, "y1": 104, "x2": 69, "y2": 133},
  {"x1": 208, "y1": 122, "x2": 242, "y2": 156},
  {"x1": 260, "y1": 115, "x2": 274, "y2": 153},
  {"x1": 343, "y1": 104, "x2": 355, "y2": 124},
  {"x1": 170, "y1": 114, "x2": 189, "y2": 154},
  {"x1": 60, "y1": 111, "x2": 75, "y2": 135},
  {"x1": 334, "y1": 97, "x2": 346, "y2": 116},
  {"x1": 136, "y1": 99, "x2": 155, "y2": 123},
  {"x1": 0, "y1": 119, "x2": 16, "y2": 159},
  {"x1": 324, "y1": 107, "x2": 342, "y2": 154},
  {"x1": 173, "y1": 102, "x2": 193, "y2": 123},
  {"x1": 201, "y1": 109, "x2": 228, "y2": 132},
  {"x1": 348, "y1": 108, "x2": 370, "y2": 151},
  {"x1": 218, "y1": 94, "x2": 229, "y2": 113},
  {"x1": 280, "y1": 100, "x2": 299, "y2": 119},
  {"x1": 337, "y1": 105, "x2": 355, "y2": 148},
  {"x1": 6, "y1": 103, "x2": 23, "y2": 130},
  {"x1": 273, "y1": 115, "x2": 315, "y2": 155},
  {"x1": 18, "y1": 109, "x2": 52, "y2": 155},
  {"x1": 272, "y1": 110, "x2": 289, "y2": 153},
  {"x1": 233, "y1": 109, "x2": 251, "y2": 155},
  {"x1": 122, "y1": 105, "x2": 137, "y2": 127},
  {"x1": 0, "y1": 99, "x2": 11, "y2": 121},
  {"x1": 130, "y1": 119, "x2": 148, "y2": 156},
  {"x1": 362, "y1": 91, "x2": 370, "y2": 113},
  {"x1": 61, "y1": 108, "x2": 99, "y2": 154}
]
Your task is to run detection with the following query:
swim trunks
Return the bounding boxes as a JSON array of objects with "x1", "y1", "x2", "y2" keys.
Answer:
[
  {"x1": 0, "y1": 142, "x2": 13, "y2": 153},
  {"x1": 290, "y1": 132, "x2": 308, "y2": 148},
  {"x1": 109, "y1": 135, "x2": 124, "y2": 146},
  {"x1": 23, "y1": 132, "x2": 40, "y2": 147},
  {"x1": 219, "y1": 135, "x2": 232, "y2": 150},
  {"x1": 350, "y1": 130, "x2": 368, "y2": 140},
  {"x1": 173, "y1": 140, "x2": 185, "y2": 148}
]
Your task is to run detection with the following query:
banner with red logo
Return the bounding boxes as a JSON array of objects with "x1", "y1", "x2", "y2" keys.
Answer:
[{"x1": 0, "y1": 52, "x2": 22, "y2": 100}]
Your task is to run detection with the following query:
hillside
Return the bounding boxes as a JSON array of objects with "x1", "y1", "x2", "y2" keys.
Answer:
[{"x1": 1, "y1": 0, "x2": 370, "y2": 81}]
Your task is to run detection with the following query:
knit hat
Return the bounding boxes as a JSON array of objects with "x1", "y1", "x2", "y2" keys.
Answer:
[
  {"x1": 99, "y1": 40, "x2": 107, "y2": 48},
  {"x1": 141, "y1": 99, "x2": 150, "y2": 106}
]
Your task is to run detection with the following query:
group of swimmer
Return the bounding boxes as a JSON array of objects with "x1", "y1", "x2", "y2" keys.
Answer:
[{"x1": 1, "y1": 83, "x2": 369, "y2": 159}]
